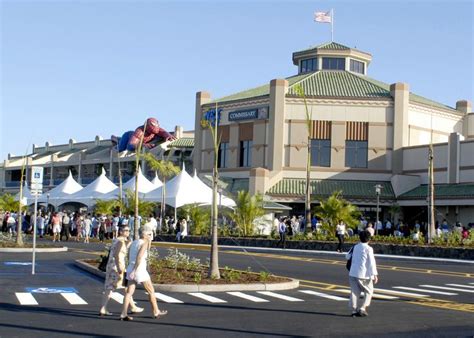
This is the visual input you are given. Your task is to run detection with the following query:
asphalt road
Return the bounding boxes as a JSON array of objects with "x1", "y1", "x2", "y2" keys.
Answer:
[{"x1": 0, "y1": 239, "x2": 473, "y2": 338}]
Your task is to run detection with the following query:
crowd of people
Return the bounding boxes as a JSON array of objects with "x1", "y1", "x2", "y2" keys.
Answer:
[{"x1": 0, "y1": 210, "x2": 189, "y2": 243}]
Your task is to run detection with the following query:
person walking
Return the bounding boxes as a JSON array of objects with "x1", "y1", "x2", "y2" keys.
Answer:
[
  {"x1": 60, "y1": 213, "x2": 70, "y2": 241},
  {"x1": 51, "y1": 212, "x2": 62, "y2": 242},
  {"x1": 277, "y1": 217, "x2": 287, "y2": 249},
  {"x1": 37, "y1": 213, "x2": 45, "y2": 238},
  {"x1": 176, "y1": 218, "x2": 187, "y2": 242},
  {"x1": 99, "y1": 226, "x2": 143, "y2": 316},
  {"x1": 120, "y1": 226, "x2": 167, "y2": 321},
  {"x1": 346, "y1": 230, "x2": 378, "y2": 317},
  {"x1": 83, "y1": 214, "x2": 92, "y2": 243},
  {"x1": 336, "y1": 220, "x2": 346, "y2": 253}
]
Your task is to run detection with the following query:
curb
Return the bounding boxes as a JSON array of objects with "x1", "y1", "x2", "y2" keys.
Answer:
[
  {"x1": 74, "y1": 260, "x2": 299, "y2": 292},
  {"x1": 153, "y1": 241, "x2": 474, "y2": 264},
  {"x1": 0, "y1": 246, "x2": 68, "y2": 253}
]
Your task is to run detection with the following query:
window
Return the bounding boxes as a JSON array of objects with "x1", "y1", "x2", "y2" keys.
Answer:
[
  {"x1": 345, "y1": 141, "x2": 368, "y2": 168},
  {"x1": 239, "y1": 140, "x2": 252, "y2": 167},
  {"x1": 311, "y1": 139, "x2": 331, "y2": 167},
  {"x1": 322, "y1": 57, "x2": 345, "y2": 70},
  {"x1": 218, "y1": 142, "x2": 229, "y2": 168},
  {"x1": 350, "y1": 59, "x2": 364, "y2": 74},
  {"x1": 300, "y1": 58, "x2": 317, "y2": 73}
]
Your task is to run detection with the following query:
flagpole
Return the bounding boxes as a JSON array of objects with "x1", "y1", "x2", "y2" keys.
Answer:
[{"x1": 331, "y1": 8, "x2": 334, "y2": 42}]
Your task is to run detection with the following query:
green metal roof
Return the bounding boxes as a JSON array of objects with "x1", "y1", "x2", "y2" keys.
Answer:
[
  {"x1": 169, "y1": 137, "x2": 194, "y2": 148},
  {"x1": 211, "y1": 69, "x2": 456, "y2": 112},
  {"x1": 399, "y1": 183, "x2": 474, "y2": 199},
  {"x1": 295, "y1": 42, "x2": 351, "y2": 54},
  {"x1": 212, "y1": 73, "x2": 311, "y2": 103},
  {"x1": 267, "y1": 178, "x2": 395, "y2": 200},
  {"x1": 287, "y1": 71, "x2": 391, "y2": 98}
]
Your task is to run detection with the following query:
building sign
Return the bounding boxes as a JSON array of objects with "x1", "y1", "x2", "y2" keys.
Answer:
[
  {"x1": 228, "y1": 106, "x2": 269, "y2": 121},
  {"x1": 202, "y1": 108, "x2": 222, "y2": 126}
]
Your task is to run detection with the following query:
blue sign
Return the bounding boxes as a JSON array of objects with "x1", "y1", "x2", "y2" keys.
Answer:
[
  {"x1": 26, "y1": 287, "x2": 77, "y2": 294},
  {"x1": 5, "y1": 262, "x2": 33, "y2": 266},
  {"x1": 228, "y1": 106, "x2": 269, "y2": 121},
  {"x1": 203, "y1": 108, "x2": 222, "y2": 126}
]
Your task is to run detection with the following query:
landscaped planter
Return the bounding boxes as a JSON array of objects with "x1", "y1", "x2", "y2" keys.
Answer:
[{"x1": 155, "y1": 235, "x2": 474, "y2": 260}]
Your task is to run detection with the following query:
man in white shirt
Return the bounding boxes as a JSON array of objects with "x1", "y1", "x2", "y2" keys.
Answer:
[{"x1": 346, "y1": 230, "x2": 378, "y2": 317}]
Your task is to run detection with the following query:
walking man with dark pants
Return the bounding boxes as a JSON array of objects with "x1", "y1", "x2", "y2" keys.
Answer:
[{"x1": 278, "y1": 218, "x2": 286, "y2": 249}]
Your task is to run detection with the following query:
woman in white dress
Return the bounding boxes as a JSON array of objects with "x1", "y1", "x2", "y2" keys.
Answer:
[{"x1": 120, "y1": 226, "x2": 167, "y2": 321}]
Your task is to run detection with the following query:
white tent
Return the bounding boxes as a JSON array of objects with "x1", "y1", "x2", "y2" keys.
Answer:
[
  {"x1": 145, "y1": 166, "x2": 235, "y2": 208},
  {"x1": 102, "y1": 168, "x2": 156, "y2": 200},
  {"x1": 192, "y1": 170, "x2": 236, "y2": 208},
  {"x1": 64, "y1": 168, "x2": 117, "y2": 206},
  {"x1": 15, "y1": 182, "x2": 34, "y2": 205},
  {"x1": 145, "y1": 166, "x2": 209, "y2": 208},
  {"x1": 151, "y1": 172, "x2": 163, "y2": 189},
  {"x1": 36, "y1": 171, "x2": 83, "y2": 206}
]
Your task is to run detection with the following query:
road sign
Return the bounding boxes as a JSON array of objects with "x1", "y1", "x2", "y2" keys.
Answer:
[
  {"x1": 26, "y1": 287, "x2": 77, "y2": 294},
  {"x1": 31, "y1": 166, "x2": 44, "y2": 184}
]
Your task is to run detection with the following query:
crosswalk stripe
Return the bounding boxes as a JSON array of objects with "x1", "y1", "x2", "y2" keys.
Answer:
[
  {"x1": 299, "y1": 290, "x2": 347, "y2": 301},
  {"x1": 188, "y1": 293, "x2": 227, "y2": 303},
  {"x1": 16, "y1": 292, "x2": 38, "y2": 305},
  {"x1": 227, "y1": 292, "x2": 269, "y2": 303},
  {"x1": 420, "y1": 285, "x2": 474, "y2": 293},
  {"x1": 393, "y1": 286, "x2": 457, "y2": 296},
  {"x1": 334, "y1": 289, "x2": 398, "y2": 300},
  {"x1": 61, "y1": 293, "x2": 88, "y2": 305},
  {"x1": 446, "y1": 284, "x2": 474, "y2": 289},
  {"x1": 154, "y1": 292, "x2": 184, "y2": 304},
  {"x1": 111, "y1": 292, "x2": 124, "y2": 304},
  {"x1": 374, "y1": 288, "x2": 428, "y2": 298},
  {"x1": 257, "y1": 291, "x2": 304, "y2": 302},
  {"x1": 469, "y1": 282, "x2": 474, "y2": 285}
]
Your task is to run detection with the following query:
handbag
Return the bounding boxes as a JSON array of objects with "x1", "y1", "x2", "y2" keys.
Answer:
[
  {"x1": 98, "y1": 250, "x2": 110, "y2": 272},
  {"x1": 346, "y1": 246, "x2": 354, "y2": 271}
]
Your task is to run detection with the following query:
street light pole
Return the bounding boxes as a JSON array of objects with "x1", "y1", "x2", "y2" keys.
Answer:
[{"x1": 375, "y1": 184, "x2": 382, "y2": 236}]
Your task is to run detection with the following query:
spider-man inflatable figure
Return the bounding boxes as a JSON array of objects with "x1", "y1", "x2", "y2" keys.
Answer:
[{"x1": 112, "y1": 117, "x2": 176, "y2": 152}]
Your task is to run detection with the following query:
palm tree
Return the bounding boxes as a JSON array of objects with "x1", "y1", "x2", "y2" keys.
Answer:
[
  {"x1": 228, "y1": 190, "x2": 264, "y2": 236},
  {"x1": 294, "y1": 84, "x2": 313, "y2": 232},
  {"x1": 94, "y1": 199, "x2": 120, "y2": 216},
  {"x1": 200, "y1": 103, "x2": 221, "y2": 279},
  {"x1": 314, "y1": 191, "x2": 361, "y2": 233},
  {"x1": 0, "y1": 193, "x2": 20, "y2": 212},
  {"x1": 182, "y1": 203, "x2": 211, "y2": 235},
  {"x1": 122, "y1": 189, "x2": 156, "y2": 218},
  {"x1": 143, "y1": 152, "x2": 180, "y2": 228}
]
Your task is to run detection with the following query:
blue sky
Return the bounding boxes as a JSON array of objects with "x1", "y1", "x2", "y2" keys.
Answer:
[{"x1": 1, "y1": 0, "x2": 473, "y2": 159}]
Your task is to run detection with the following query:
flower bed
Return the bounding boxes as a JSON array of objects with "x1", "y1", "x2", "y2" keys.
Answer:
[{"x1": 87, "y1": 248, "x2": 289, "y2": 285}]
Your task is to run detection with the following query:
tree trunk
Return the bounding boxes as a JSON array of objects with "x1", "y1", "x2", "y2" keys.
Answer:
[{"x1": 209, "y1": 167, "x2": 220, "y2": 279}]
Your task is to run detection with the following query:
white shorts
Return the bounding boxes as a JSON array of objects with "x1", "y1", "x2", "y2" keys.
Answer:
[{"x1": 53, "y1": 225, "x2": 61, "y2": 234}]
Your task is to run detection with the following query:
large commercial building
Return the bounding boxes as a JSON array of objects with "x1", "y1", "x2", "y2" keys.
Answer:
[{"x1": 194, "y1": 42, "x2": 474, "y2": 224}]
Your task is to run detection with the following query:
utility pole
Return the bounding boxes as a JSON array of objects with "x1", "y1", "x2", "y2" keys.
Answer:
[{"x1": 427, "y1": 144, "x2": 435, "y2": 243}]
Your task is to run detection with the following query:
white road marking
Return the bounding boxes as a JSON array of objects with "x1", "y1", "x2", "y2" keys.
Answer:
[
  {"x1": 111, "y1": 292, "x2": 124, "y2": 304},
  {"x1": 15, "y1": 292, "x2": 38, "y2": 305},
  {"x1": 445, "y1": 284, "x2": 474, "y2": 289},
  {"x1": 299, "y1": 290, "x2": 347, "y2": 301},
  {"x1": 374, "y1": 288, "x2": 428, "y2": 298},
  {"x1": 420, "y1": 285, "x2": 474, "y2": 293},
  {"x1": 154, "y1": 292, "x2": 184, "y2": 304},
  {"x1": 188, "y1": 293, "x2": 227, "y2": 303},
  {"x1": 393, "y1": 286, "x2": 457, "y2": 296},
  {"x1": 334, "y1": 289, "x2": 398, "y2": 300},
  {"x1": 226, "y1": 292, "x2": 269, "y2": 303},
  {"x1": 61, "y1": 293, "x2": 88, "y2": 305},
  {"x1": 257, "y1": 291, "x2": 304, "y2": 302}
]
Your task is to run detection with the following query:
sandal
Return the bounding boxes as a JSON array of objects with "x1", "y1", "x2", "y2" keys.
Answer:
[
  {"x1": 153, "y1": 310, "x2": 168, "y2": 318},
  {"x1": 120, "y1": 316, "x2": 133, "y2": 321},
  {"x1": 99, "y1": 311, "x2": 113, "y2": 317}
]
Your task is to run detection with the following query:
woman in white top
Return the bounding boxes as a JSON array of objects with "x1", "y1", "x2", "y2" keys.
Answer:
[
  {"x1": 346, "y1": 230, "x2": 379, "y2": 317},
  {"x1": 335, "y1": 220, "x2": 346, "y2": 253},
  {"x1": 120, "y1": 226, "x2": 167, "y2": 321}
]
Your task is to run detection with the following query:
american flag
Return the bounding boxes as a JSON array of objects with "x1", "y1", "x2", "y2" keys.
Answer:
[{"x1": 314, "y1": 11, "x2": 332, "y2": 23}]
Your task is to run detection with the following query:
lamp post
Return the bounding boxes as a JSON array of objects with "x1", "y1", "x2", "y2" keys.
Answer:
[{"x1": 375, "y1": 184, "x2": 382, "y2": 235}]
